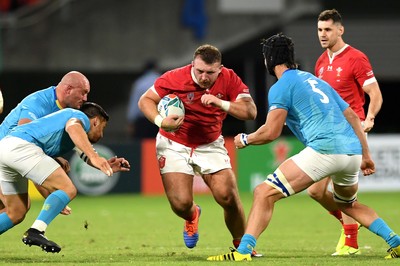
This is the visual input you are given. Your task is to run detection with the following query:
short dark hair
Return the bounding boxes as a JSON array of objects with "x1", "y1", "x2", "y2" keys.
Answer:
[
  {"x1": 318, "y1": 9, "x2": 343, "y2": 24},
  {"x1": 193, "y1": 44, "x2": 222, "y2": 64},
  {"x1": 80, "y1": 102, "x2": 109, "y2": 121}
]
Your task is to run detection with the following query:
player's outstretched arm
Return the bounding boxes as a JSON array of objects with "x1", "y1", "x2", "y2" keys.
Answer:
[
  {"x1": 235, "y1": 108, "x2": 286, "y2": 148},
  {"x1": 66, "y1": 118, "x2": 113, "y2": 176}
]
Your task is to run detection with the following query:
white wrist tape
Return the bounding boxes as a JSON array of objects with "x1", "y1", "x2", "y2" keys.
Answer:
[
  {"x1": 220, "y1": 100, "x2": 230, "y2": 112},
  {"x1": 239, "y1": 133, "x2": 249, "y2": 146},
  {"x1": 154, "y1": 115, "x2": 164, "y2": 128}
]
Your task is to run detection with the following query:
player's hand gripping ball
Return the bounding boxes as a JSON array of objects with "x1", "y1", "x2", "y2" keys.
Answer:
[{"x1": 157, "y1": 94, "x2": 185, "y2": 118}]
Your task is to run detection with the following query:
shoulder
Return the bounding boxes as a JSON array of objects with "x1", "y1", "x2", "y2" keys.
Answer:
[
  {"x1": 220, "y1": 66, "x2": 240, "y2": 79},
  {"x1": 155, "y1": 65, "x2": 192, "y2": 90},
  {"x1": 22, "y1": 87, "x2": 54, "y2": 104},
  {"x1": 162, "y1": 65, "x2": 191, "y2": 79},
  {"x1": 316, "y1": 51, "x2": 328, "y2": 63},
  {"x1": 345, "y1": 46, "x2": 369, "y2": 60},
  {"x1": 56, "y1": 108, "x2": 84, "y2": 118}
]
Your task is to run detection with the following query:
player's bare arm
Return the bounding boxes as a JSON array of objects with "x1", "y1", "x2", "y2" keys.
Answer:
[
  {"x1": 0, "y1": 89, "x2": 3, "y2": 114},
  {"x1": 343, "y1": 107, "x2": 375, "y2": 176},
  {"x1": 200, "y1": 94, "x2": 257, "y2": 120},
  {"x1": 234, "y1": 108, "x2": 286, "y2": 148},
  {"x1": 65, "y1": 118, "x2": 113, "y2": 176},
  {"x1": 17, "y1": 118, "x2": 33, "y2": 125},
  {"x1": 138, "y1": 89, "x2": 184, "y2": 131},
  {"x1": 363, "y1": 82, "x2": 383, "y2": 132},
  {"x1": 138, "y1": 89, "x2": 161, "y2": 123}
]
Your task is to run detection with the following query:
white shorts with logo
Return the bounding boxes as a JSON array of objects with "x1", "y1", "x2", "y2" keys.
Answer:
[
  {"x1": 291, "y1": 146, "x2": 361, "y2": 186},
  {"x1": 0, "y1": 136, "x2": 60, "y2": 195},
  {"x1": 156, "y1": 133, "x2": 231, "y2": 175}
]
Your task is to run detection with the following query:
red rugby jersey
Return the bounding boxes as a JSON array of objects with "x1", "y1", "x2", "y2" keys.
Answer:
[
  {"x1": 315, "y1": 45, "x2": 376, "y2": 120},
  {"x1": 154, "y1": 64, "x2": 251, "y2": 147}
]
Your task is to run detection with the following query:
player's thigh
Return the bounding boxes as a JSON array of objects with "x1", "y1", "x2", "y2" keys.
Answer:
[
  {"x1": 307, "y1": 176, "x2": 331, "y2": 195},
  {"x1": 40, "y1": 167, "x2": 77, "y2": 198},
  {"x1": 156, "y1": 134, "x2": 195, "y2": 175},
  {"x1": 162, "y1": 172, "x2": 194, "y2": 205},
  {"x1": 203, "y1": 168, "x2": 238, "y2": 197},
  {"x1": 278, "y1": 159, "x2": 314, "y2": 193}
]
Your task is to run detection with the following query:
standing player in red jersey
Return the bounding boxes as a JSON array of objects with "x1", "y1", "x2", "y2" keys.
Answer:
[
  {"x1": 138, "y1": 44, "x2": 259, "y2": 254},
  {"x1": 308, "y1": 9, "x2": 383, "y2": 256}
]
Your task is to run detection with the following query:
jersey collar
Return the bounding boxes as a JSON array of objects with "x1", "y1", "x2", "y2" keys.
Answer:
[
  {"x1": 53, "y1": 87, "x2": 63, "y2": 109},
  {"x1": 328, "y1": 44, "x2": 349, "y2": 61}
]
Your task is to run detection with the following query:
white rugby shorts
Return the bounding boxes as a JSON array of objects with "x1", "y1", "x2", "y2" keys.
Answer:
[
  {"x1": 156, "y1": 133, "x2": 231, "y2": 175},
  {"x1": 291, "y1": 146, "x2": 361, "y2": 186},
  {"x1": 0, "y1": 136, "x2": 60, "y2": 195}
]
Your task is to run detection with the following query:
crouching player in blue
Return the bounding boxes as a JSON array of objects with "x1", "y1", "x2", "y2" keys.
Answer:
[
  {"x1": 207, "y1": 33, "x2": 400, "y2": 261},
  {"x1": 0, "y1": 102, "x2": 130, "y2": 253}
]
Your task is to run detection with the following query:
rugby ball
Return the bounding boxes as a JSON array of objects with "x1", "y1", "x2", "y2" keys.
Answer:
[{"x1": 157, "y1": 94, "x2": 185, "y2": 118}]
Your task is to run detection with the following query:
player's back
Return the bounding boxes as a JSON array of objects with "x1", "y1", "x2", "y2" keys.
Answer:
[
  {"x1": 271, "y1": 69, "x2": 361, "y2": 154},
  {"x1": 0, "y1": 87, "x2": 60, "y2": 140}
]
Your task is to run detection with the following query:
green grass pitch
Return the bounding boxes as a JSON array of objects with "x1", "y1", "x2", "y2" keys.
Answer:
[{"x1": 0, "y1": 192, "x2": 399, "y2": 265}]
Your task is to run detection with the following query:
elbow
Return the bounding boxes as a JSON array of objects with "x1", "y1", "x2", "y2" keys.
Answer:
[
  {"x1": 248, "y1": 106, "x2": 257, "y2": 120},
  {"x1": 250, "y1": 109, "x2": 257, "y2": 120}
]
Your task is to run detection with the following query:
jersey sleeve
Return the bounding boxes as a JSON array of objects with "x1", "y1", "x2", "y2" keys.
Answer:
[
  {"x1": 19, "y1": 97, "x2": 43, "y2": 121},
  {"x1": 71, "y1": 110, "x2": 91, "y2": 132},
  {"x1": 351, "y1": 53, "x2": 375, "y2": 88},
  {"x1": 153, "y1": 75, "x2": 170, "y2": 98},
  {"x1": 225, "y1": 69, "x2": 250, "y2": 101},
  {"x1": 153, "y1": 68, "x2": 187, "y2": 98},
  {"x1": 267, "y1": 83, "x2": 291, "y2": 112}
]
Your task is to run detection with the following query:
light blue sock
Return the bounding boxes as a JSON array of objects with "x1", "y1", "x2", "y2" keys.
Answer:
[
  {"x1": 36, "y1": 190, "x2": 70, "y2": 225},
  {"x1": 237, "y1": 234, "x2": 257, "y2": 255},
  {"x1": 0, "y1": 212, "x2": 14, "y2": 234},
  {"x1": 369, "y1": 218, "x2": 400, "y2": 248}
]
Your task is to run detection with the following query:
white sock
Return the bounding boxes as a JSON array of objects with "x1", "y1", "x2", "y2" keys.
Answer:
[{"x1": 31, "y1": 220, "x2": 48, "y2": 233}]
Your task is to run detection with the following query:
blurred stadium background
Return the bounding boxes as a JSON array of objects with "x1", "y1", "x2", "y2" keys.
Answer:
[{"x1": 1, "y1": 0, "x2": 399, "y2": 196}]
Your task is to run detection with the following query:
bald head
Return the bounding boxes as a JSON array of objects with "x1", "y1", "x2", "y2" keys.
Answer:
[
  {"x1": 56, "y1": 71, "x2": 90, "y2": 109},
  {"x1": 59, "y1": 71, "x2": 90, "y2": 89}
]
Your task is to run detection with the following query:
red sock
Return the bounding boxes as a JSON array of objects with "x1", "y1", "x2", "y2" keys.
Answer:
[
  {"x1": 189, "y1": 206, "x2": 198, "y2": 221},
  {"x1": 343, "y1": 224, "x2": 359, "y2": 248},
  {"x1": 233, "y1": 239, "x2": 240, "y2": 249},
  {"x1": 329, "y1": 210, "x2": 343, "y2": 224}
]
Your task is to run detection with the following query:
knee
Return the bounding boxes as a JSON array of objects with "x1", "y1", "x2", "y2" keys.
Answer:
[
  {"x1": 251, "y1": 183, "x2": 282, "y2": 207},
  {"x1": 213, "y1": 189, "x2": 240, "y2": 208},
  {"x1": 253, "y1": 183, "x2": 273, "y2": 201},
  {"x1": 170, "y1": 200, "x2": 192, "y2": 216},
  {"x1": 307, "y1": 185, "x2": 324, "y2": 200},
  {"x1": 62, "y1": 186, "x2": 77, "y2": 201},
  {"x1": 253, "y1": 184, "x2": 265, "y2": 198}
]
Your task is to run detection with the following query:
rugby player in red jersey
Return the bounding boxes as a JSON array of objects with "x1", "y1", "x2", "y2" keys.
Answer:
[
  {"x1": 309, "y1": 9, "x2": 383, "y2": 256},
  {"x1": 138, "y1": 44, "x2": 259, "y2": 255}
]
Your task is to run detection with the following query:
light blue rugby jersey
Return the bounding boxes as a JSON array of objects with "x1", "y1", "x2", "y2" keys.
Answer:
[
  {"x1": 268, "y1": 69, "x2": 361, "y2": 154},
  {"x1": 8, "y1": 108, "x2": 90, "y2": 157},
  {"x1": 0, "y1": 87, "x2": 61, "y2": 140}
]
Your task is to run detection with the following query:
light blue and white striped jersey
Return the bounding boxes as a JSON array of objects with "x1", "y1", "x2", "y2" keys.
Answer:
[
  {"x1": 0, "y1": 87, "x2": 62, "y2": 140},
  {"x1": 8, "y1": 108, "x2": 90, "y2": 157},
  {"x1": 268, "y1": 69, "x2": 361, "y2": 154}
]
